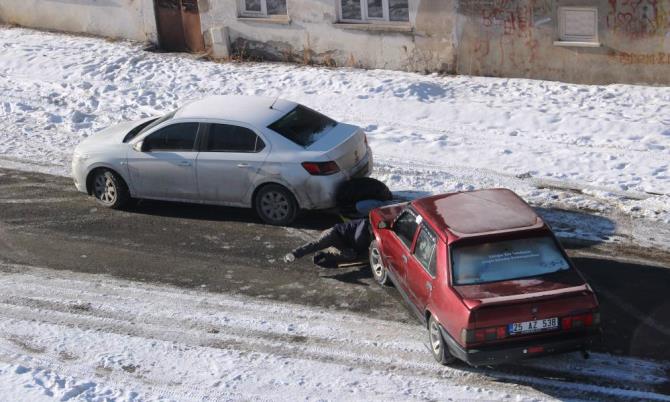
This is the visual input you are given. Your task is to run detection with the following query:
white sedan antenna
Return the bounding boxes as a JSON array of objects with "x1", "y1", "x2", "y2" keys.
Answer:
[{"x1": 269, "y1": 96, "x2": 279, "y2": 110}]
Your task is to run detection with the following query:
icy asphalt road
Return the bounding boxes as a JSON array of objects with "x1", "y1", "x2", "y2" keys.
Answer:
[{"x1": 0, "y1": 168, "x2": 669, "y2": 401}]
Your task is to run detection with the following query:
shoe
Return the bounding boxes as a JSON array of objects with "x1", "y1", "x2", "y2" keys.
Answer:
[
  {"x1": 313, "y1": 252, "x2": 326, "y2": 266},
  {"x1": 283, "y1": 253, "x2": 296, "y2": 263},
  {"x1": 312, "y1": 252, "x2": 338, "y2": 268}
]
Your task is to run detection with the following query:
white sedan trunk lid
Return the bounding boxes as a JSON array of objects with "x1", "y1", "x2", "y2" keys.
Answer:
[{"x1": 307, "y1": 123, "x2": 368, "y2": 175}]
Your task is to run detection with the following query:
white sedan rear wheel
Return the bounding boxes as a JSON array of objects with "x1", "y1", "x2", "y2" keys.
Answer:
[{"x1": 255, "y1": 184, "x2": 298, "y2": 226}]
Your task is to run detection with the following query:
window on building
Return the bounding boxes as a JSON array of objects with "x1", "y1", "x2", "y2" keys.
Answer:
[
  {"x1": 557, "y1": 7, "x2": 598, "y2": 44},
  {"x1": 240, "y1": 0, "x2": 287, "y2": 16},
  {"x1": 340, "y1": 0, "x2": 409, "y2": 22}
]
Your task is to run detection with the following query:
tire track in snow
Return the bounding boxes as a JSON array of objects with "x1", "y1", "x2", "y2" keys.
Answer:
[{"x1": 0, "y1": 262, "x2": 668, "y2": 401}]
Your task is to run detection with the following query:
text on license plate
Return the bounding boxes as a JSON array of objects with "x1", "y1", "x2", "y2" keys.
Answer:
[{"x1": 508, "y1": 317, "x2": 559, "y2": 335}]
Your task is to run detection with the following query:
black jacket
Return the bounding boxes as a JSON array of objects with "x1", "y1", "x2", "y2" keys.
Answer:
[{"x1": 334, "y1": 219, "x2": 371, "y2": 254}]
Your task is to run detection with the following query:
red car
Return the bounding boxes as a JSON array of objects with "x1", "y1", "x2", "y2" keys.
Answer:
[{"x1": 368, "y1": 189, "x2": 600, "y2": 366}]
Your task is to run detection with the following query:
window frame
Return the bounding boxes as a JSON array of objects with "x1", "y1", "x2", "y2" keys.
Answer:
[
  {"x1": 239, "y1": 0, "x2": 287, "y2": 17},
  {"x1": 556, "y1": 6, "x2": 599, "y2": 44},
  {"x1": 412, "y1": 223, "x2": 438, "y2": 277},
  {"x1": 202, "y1": 122, "x2": 267, "y2": 153},
  {"x1": 338, "y1": 0, "x2": 408, "y2": 23},
  {"x1": 141, "y1": 121, "x2": 202, "y2": 153},
  {"x1": 392, "y1": 208, "x2": 419, "y2": 249}
]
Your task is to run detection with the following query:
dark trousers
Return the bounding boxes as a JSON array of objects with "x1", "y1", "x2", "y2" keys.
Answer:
[{"x1": 292, "y1": 228, "x2": 360, "y2": 266}]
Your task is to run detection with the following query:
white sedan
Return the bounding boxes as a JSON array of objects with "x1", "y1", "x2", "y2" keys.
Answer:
[{"x1": 72, "y1": 95, "x2": 372, "y2": 225}]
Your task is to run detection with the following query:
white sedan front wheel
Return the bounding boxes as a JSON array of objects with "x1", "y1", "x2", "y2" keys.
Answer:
[{"x1": 91, "y1": 169, "x2": 130, "y2": 209}]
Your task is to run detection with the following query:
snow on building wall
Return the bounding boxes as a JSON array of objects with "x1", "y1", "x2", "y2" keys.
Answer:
[
  {"x1": 0, "y1": 0, "x2": 157, "y2": 43},
  {"x1": 0, "y1": 0, "x2": 668, "y2": 84}
]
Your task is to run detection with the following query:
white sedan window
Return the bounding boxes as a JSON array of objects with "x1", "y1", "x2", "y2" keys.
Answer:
[
  {"x1": 207, "y1": 124, "x2": 265, "y2": 153},
  {"x1": 143, "y1": 123, "x2": 199, "y2": 152}
]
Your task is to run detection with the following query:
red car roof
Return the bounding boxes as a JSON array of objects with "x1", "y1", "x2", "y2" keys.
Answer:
[{"x1": 411, "y1": 189, "x2": 544, "y2": 238}]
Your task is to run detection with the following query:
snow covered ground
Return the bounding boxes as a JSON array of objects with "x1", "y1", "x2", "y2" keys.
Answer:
[
  {"x1": 1, "y1": 26, "x2": 670, "y2": 401},
  {"x1": 1, "y1": 262, "x2": 669, "y2": 401},
  {"x1": 0, "y1": 26, "x2": 668, "y2": 234}
]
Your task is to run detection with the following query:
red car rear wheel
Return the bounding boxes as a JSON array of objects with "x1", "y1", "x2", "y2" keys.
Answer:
[{"x1": 428, "y1": 315, "x2": 456, "y2": 365}]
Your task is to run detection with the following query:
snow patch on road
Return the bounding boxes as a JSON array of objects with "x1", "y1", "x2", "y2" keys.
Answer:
[{"x1": 0, "y1": 262, "x2": 668, "y2": 401}]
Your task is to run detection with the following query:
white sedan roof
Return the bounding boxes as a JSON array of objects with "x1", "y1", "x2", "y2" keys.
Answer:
[{"x1": 175, "y1": 95, "x2": 298, "y2": 126}]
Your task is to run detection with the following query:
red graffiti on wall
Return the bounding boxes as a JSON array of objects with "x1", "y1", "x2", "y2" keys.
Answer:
[
  {"x1": 607, "y1": 0, "x2": 669, "y2": 37},
  {"x1": 474, "y1": 0, "x2": 550, "y2": 68},
  {"x1": 615, "y1": 51, "x2": 670, "y2": 64},
  {"x1": 480, "y1": 1, "x2": 534, "y2": 37}
]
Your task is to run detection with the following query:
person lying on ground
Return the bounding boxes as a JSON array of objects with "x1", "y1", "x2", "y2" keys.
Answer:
[{"x1": 284, "y1": 218, "x2": 372, "y2": 267}]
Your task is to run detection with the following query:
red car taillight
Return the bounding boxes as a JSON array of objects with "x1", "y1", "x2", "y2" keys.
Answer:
[
  {"x1": 562, "y1": 312, "x2": 599, "y2": 330},
  {"x1": 301, "y1": 161, "x2": 340, "y2": 175},
  {"x1": 461, "y1": 325, "x2": 508, "y2": 344}
]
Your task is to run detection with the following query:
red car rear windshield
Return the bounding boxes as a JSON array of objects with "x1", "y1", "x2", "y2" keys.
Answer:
[
  {"x1": 450, "y1": 236, "x2": 570, "y2": 285},
  {"x1": 268, "y1": 105, "x2": 336, "y2": 147}
]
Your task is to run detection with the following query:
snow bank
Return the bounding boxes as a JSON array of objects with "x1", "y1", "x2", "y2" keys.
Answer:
[{"x1": 0, "y1": 26, "x2": 668, "y2": 225}]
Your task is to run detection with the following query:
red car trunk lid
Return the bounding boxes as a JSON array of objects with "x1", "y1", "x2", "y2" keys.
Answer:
[{"x1": 456, "y1": 270, "x2": 597, "y2": 329}]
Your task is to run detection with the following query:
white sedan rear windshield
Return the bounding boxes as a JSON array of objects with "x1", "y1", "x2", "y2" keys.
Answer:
[
  {"x1": 268, "y1": 105, "x2": 336, "y2": 147},
  {"x1": 451, "y1": 236, "x2": 570, "y2": 285}
]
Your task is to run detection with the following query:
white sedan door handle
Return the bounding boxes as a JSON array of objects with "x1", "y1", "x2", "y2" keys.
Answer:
[
  {"x1": 237, "y1": 163, "x2": 250, "y2": 168},
  {"x1": 178, "y1": 161, "x2": 192, "y2": 167}
]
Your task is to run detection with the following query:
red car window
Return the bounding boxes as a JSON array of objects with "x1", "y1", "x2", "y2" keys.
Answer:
[
  {"x1": 414, "y1": 225, "x2": 437, "y2": 276},
  {"x1": 393, "y1": 210, "x2": 418, "y2": 248},
  {"x1": 451, "y1": 236, "x2": 570, "y2": 285}
]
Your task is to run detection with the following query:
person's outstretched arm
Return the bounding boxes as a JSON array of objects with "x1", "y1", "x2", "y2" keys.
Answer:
[{"x1": 285, "y1": 227, "x2": 342, "y2": 262}]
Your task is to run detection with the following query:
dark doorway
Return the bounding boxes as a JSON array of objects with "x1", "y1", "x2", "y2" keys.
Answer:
[{"x1": 154, "y1": 0, "x2": 205, "y2": 53}]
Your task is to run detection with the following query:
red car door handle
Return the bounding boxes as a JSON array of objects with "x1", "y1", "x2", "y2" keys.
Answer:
[
  {"x1": 425, "y1": 282, "x2": 432, "y2": 291},
  {"x1": 402, "y1": 255, "x2": 408, "y2": 263}
]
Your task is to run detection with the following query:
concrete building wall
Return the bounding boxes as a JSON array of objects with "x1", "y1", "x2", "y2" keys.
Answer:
[
  {"x1": 199, "y1": 0, "x2": 457, "y2": 72},
  {"x1": 0, "y1": 0, "x2": 667, "y2": 84},
  {"x1": 454, "y1": 0, "x2": 670, "y2": 84},
  {"x1": 0, "y1": 0, "x2": 157, "y2": 43}
]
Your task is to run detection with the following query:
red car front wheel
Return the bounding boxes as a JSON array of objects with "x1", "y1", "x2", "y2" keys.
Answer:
[{"x1": 369, "y1": 240, "x2": 390, "y2": 286}]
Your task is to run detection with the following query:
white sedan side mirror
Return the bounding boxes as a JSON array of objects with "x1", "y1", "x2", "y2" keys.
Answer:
[{"x1": 132, "y1": 141, "x2": 144, "y2": 152}]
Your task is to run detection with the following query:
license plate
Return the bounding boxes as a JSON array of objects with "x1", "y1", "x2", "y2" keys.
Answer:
[{"x1": 508, "y1": 317, "x2": 559, "y2": 335}]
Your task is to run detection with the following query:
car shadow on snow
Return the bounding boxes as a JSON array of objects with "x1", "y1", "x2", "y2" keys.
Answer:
[
  {"x1": 535, "y1": 207, "x2": 618, "y2": 249},
  {"x1": 125, "y1": 199, "x2": 341, "y2": 231},
  {"x1": 574, "y1": 256, "x2": 670, "y2": 362}
]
